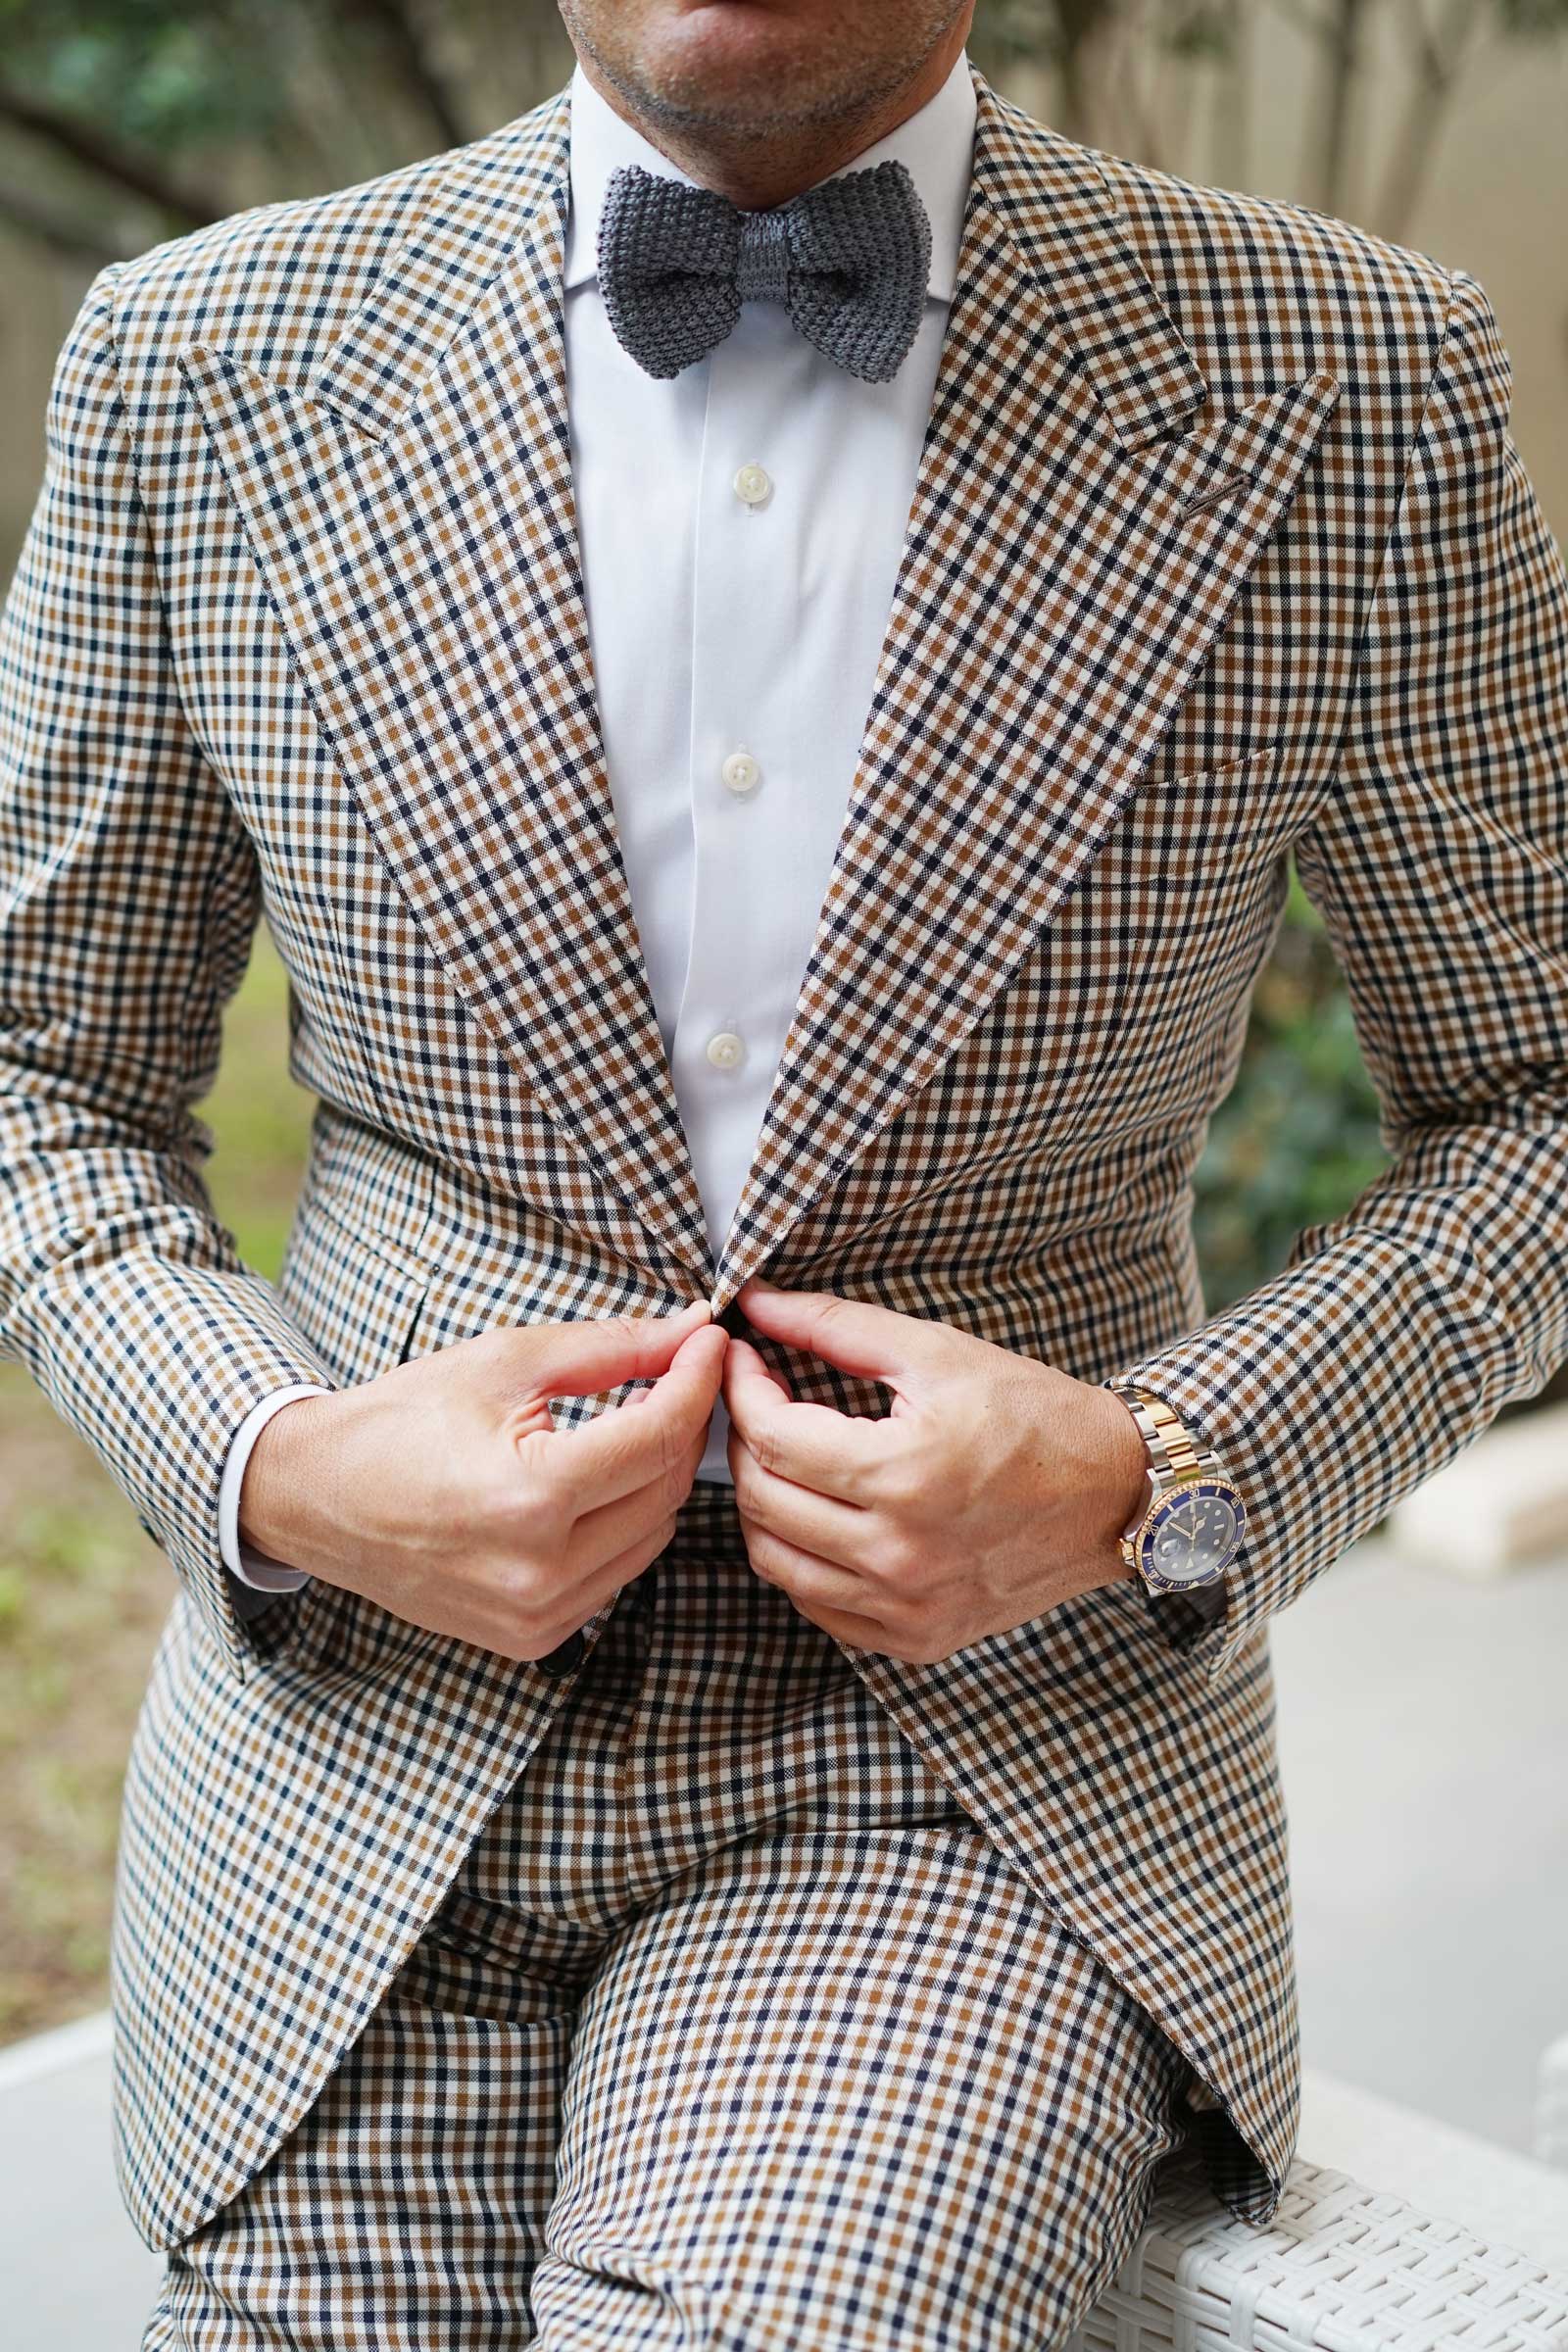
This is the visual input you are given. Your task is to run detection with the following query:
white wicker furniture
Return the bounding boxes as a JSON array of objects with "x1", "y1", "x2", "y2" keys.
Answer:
[
  {"x1": 1070, "y1": 2150, "x2": 1568, "y2": 2352},
  {"x1": 5, "y1": 2018, "x2": 1568, "y2": 2347},
  {"x1": 1537, "y1": 2034, "x2": 1568, "y2": 2175}
]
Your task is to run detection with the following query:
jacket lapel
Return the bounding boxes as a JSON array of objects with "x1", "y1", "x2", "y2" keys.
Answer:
[
  {"x1": 176, "y1": 88, "x2": 715, "y2": 1285},
  {"x1": 710, "y1": 74, "x2": 1340, "y2": 1308},
  {"x1": 178, "y1": 72, "x2": 1340, "y2": 1308}
]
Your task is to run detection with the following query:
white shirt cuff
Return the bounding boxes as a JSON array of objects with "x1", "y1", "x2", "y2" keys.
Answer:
[{"x1": 219, "y1": 1383, "x2": 333, "y2": 1592}]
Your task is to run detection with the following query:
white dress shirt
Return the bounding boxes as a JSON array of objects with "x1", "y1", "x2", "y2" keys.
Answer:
[{"x1": 222, "y1": 51, "x2": 978, "y2": 1589}]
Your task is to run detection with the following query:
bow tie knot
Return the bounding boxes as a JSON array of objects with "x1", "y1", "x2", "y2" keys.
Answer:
[
  {"x1": 734, "y1": 209, "x2": 792, "y2": 304},
  {"x1": 596, "y1": 158, "x2": 933, "y2": 384}
]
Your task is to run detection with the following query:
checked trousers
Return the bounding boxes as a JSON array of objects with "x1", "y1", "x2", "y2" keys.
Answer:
[{"x1": 142, "y1": 1484, "x2": 1199, "y2": 2351}]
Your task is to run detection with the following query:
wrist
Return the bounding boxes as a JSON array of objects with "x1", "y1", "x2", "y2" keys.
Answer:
[
  {"x1": 237, "y1": 1391, "x2": 339, "y2": 1572},
  {"x1": 1086, "y1": 1383, "x2": 1152, "y2": 1583}
]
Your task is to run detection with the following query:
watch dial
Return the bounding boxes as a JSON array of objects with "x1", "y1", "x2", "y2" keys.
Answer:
[{"x1": 1149, "y1": 1488, "x2": 1242, "y2": 1585}]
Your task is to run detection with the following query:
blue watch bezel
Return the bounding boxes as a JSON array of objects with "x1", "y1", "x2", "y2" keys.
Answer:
[{"x1": 1132, "y1": 1477, "x2": 1247, "y2": 1592}]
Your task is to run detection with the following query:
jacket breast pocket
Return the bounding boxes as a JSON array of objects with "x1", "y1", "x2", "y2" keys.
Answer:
[
  {"x1": 1082, "y1": 741, "x2": 1308, "y2": 986},
  {"x1": 999, "y1": 739, "x2": 1321, "y2": 1141},
  {"x1": 1112, "y1": 739, "x2": 1330, "y2": 878}
]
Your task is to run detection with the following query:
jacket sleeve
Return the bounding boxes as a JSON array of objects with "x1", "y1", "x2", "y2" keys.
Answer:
[
  {"x1": 1111, "y1": 265, "x2": 1568, "y2": 1679},
  {"x1": 0, "y1": 262, "x2": 340, "y2": 1683}
]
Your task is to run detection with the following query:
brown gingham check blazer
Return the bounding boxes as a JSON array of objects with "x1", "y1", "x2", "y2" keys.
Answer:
[{"x1": 3, "y1": 63, "x2": 1566, "y2": 2251}]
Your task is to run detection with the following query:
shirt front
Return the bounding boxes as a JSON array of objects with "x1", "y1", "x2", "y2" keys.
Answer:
[
  {"x1": 223, "y1": 52, "x2": 978, "y2": 1582},
  {"x1": 563, "y1": 52, "x2": 976, "y2": 1482}
]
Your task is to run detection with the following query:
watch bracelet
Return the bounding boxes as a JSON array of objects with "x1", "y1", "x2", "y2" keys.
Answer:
[{"x1": 1106, "y1": 1382, "x2": 1210, "y2": 1490}]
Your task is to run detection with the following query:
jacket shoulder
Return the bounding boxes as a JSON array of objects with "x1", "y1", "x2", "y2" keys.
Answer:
[
  {"x1": 106, "y1": 89, "x2": 564, "y2": 389},
  {"x1": 1095, "y1": 139, "x2": 1459, "y2": 387}
]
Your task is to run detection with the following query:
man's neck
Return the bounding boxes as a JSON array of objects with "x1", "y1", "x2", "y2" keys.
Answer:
[{"x1": 567, "y1": 33, "x2": 969, "y2": 211}]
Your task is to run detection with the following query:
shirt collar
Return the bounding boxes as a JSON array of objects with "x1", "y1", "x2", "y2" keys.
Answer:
[{"x1": 562, "y1": 50, "x2": 977, "y2": 304}]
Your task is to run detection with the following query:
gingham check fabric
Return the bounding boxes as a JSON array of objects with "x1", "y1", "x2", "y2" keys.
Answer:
[
  {"x1": 142, "y1": 1501, "x2": 1194, "y2": 2348},
  {"x1": 2, "y1": 63, "x2": 1566, "y2": 2259}
]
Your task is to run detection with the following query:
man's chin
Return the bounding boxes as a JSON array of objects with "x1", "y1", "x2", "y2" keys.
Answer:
[{"x1": 591, "y1": 8, "x2": 882, "y2": 142}]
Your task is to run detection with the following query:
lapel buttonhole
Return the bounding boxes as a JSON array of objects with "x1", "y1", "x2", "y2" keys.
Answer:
[{"x1": 1183, "y1": 466, "x2": 1257, "y2": 519}]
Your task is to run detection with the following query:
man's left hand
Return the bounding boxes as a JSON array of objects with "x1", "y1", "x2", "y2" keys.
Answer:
[{"x1": 723, "y1": 1279, "x2": 1151, "y2": 1663}]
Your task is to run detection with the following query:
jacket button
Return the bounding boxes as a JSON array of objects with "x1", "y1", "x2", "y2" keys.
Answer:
[{"x1": 536, "y1": 1630, "x2": 585, "y2": 1679}]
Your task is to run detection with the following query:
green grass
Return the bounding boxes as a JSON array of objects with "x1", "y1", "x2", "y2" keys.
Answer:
[{"x1": 198, "y1": 929, "x2": 317, "y2": 1282}]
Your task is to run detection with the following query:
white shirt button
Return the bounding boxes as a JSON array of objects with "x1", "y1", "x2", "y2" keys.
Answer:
[
  {"x1": 732, "y1": 462, "x2": 772, "y2": 508},
  {"x1": 706, "y1": 1029, "x2": 745, "y2": 1071},
  {"x1": 720, "y1": 749, "x2": 760, "y2": 796}
]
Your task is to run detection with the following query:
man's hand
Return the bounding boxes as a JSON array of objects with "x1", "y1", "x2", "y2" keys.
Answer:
[
  {"x1": 722, "y1": 1279, "x2": 1149, "y2": 1664},
  {"x1": 238, "y1": 1301, "x2": 727, "y2": 1660}
]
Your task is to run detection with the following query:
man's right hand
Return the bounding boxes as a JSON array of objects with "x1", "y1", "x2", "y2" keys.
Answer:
[{"x1": 237, "y1": 1300, "x2": 727, "y2": 1660}]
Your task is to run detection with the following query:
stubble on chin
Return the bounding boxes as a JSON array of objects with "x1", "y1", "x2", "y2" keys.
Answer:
[{"x1": 558, "y1": 0, "x2": 966, "y2": 151}]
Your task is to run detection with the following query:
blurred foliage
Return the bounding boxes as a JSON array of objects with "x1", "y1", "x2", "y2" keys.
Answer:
[
  {"x1": 0, "y1": 1446, "x2": 170, "y2": 2038},
  {"x1": 0, "y1": 0, "x2": 283, "y2": 154},
  {"x1": 196, "y1": 932, "x2": 314, "y2": 1280},
  {"x1": 1194, "y1": 864, "x2": 1385, "y2": 1309},
  {"x1": 0, "y1": 0, "x2": 572, "y2": 254}
]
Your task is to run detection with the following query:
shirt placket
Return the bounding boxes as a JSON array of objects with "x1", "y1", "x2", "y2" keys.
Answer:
[
  {"x1": 674, "y1": 310, "x2": 811, "y2": 1250},
  {"x1": 673, "y1": 308, "x2": 812, "y2": 1473}
]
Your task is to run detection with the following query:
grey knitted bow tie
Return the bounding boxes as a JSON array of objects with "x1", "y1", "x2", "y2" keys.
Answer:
[{"x1": 596, "y1": 158, "x2": 933, "y2": 384}]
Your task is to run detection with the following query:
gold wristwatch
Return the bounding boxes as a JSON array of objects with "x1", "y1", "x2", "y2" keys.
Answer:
[{"x1": 1105, "y1": 1385, "x2": 1247, "y2": 1594}]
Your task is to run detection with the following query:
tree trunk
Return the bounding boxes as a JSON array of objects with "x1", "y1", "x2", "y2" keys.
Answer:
[{"x1": 1307, "y1": 0, "x2": 1367, "y2": 215}]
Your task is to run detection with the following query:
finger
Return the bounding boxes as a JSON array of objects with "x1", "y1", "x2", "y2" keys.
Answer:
[
  {"x1": 720, "y1": 1330, "x2": 791, "y2": 1403},
  {"x1": 730, "y1": 1420, "x2": 873, "y2": 1566},
  {"x1": 521, "y1": 1510, "x2": 679, "y2": 1654},
  {"x1": 736, "y1": 1280, "x2": 951, "y2": 1389},
  {"x1": 524, "y1": 1298, "x2": 714, "y2": 1403},
  {"x1": 546, "y1": 1322, "x2": 726, "y2": 1512},
  {"x1": 743, "y1": 1521, "x2": 895, "y2": 1649},
  {"x1": 725, "y1": 1336, "x2": 882, "y2": 1502},
  {"x1": 564, "y1": 1420, "x2": 707, "y2": 1580}
]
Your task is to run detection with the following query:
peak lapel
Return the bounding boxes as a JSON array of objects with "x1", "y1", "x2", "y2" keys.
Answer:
[
  {"x1": 710, "y1": 74, "x2": 1340, "y2": 1309},
  {"x1": 176, "y1": 88, "x2": 713, "y2": 1284}
]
